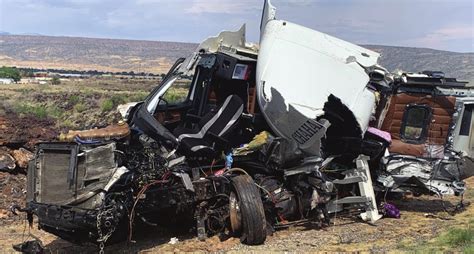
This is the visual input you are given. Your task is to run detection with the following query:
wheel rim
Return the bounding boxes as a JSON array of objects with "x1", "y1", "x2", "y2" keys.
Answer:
[{"x1": 229, "y1": 191, "x2": 242, "y2": 234}]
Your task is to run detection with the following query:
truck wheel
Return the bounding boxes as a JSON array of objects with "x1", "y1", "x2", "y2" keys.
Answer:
[{"x1": 230, "y1": 174, "x2": 266, "y2": 245}]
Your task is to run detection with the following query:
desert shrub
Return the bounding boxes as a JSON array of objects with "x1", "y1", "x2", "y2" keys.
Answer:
[
  {"x1": 441, "y1": 227, "x2": 473, "y2": 248},
  {"x1": 101, "y1": 99, "x2": 114, "y2": 112},
  {"x1": 14, "y1": 104, "x2": 47, "y2": 119},
  {"x1": 73, "y1": 103, "x2": 87, "y2": 113},
  {"x1": 101, "y1": 94, "x2": 127, "y2": 112},
  {"x1": 38, "y1": 83, "x2": 49, "y2": 91},
  {"x1": 47, "y1": 105, "x2": 63, "y2": 118},
  {"x1": 18, "y1": 88, "x2": 31, "y2": 95},
  {"x1": 163, "y1": 87, "x2": 188, "y2": 104},
  {"x1": 129, "y1": 92, "x2": 148, "y2": 102},
  {"x1": 13, "y1": 103, "x2": 63, "y2": 119},
  {"x1": 68, "y1": 95, "x2": 80, "y2": 105},
  {"x1": 110, "y1": 94, "x2": 127, "y2": 105},
  {"x1": 402, "y1": 221, "x2": 474, "y2": 252},
  {"x1": 33, "y1": 107, "x2": 48, "y2": 118},
  {"x1": 82, "y1": 88, "x2": 95, "y2": 97},
  {"x1": 51, "y1": 76, "x2": 61, "y2": 85},
  {"x1": 59, "y1": 119, "x2": 75, "y2": 129}
]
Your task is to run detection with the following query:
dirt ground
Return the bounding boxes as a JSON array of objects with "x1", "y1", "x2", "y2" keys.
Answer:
[
  {"x1": 0, "y1": 114, "x2": 57, "y2": 149},
  {"x1": 0, "y1": 176, "x2": 471, "y2": 253}
]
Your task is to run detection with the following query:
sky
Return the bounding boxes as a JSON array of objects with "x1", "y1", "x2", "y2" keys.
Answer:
[{"x1": 0, "y1": 0, "x2": 473, "y2": 52}]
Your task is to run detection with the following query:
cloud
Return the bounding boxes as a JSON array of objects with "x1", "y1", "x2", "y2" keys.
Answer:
[
  {"x1": 400, "y1": 25, "x2": 474, "y2": 50},
  {"x1": 431, "y1": 26, "x2": 474, "y2": 40},
  {"x1": 185, "y1": 0, "x2": 261, "y2": 14},
  {"x1": 275, "y1": 0, "x2": 315, "y2": 7},
  {"x1": 1, "y1": 0, "x2": 472, "y2": 52}
]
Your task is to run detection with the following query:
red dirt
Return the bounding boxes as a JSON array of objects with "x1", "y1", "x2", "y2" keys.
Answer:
[
  {"x1": 0, "y1": 111, "x2": 55, "y2": 220},
  {"x1": 0, "y1": 113, "x2": 58, "y2": 150}
]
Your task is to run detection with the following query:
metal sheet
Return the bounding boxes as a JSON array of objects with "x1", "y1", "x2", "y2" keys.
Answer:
[{"x1": 257, "y1": 10, "x2": 378, "y2": 140}]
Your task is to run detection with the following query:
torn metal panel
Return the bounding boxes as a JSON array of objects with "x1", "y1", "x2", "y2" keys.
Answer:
[
  {"x1": 192, "y1": 24, "x2": 258, "y2": 60},
  {"x1": 379, "y1": 160, "x2": 467, "y2": 196},
  {"x1": 257, "y1": 10, "x2": 379, "y2": 141},
  {"x1": 117, "y1": 102, "x2": 139, "y2": 119}
]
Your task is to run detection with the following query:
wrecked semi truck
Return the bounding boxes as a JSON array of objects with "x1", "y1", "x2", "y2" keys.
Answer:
[{"x1": 18, "y1": 0, "x2": 473, "y2": 249}]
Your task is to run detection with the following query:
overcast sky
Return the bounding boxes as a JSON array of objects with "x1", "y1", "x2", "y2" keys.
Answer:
[{"x1": 0, "y1": 0, "x2": 473, "y2": 52}]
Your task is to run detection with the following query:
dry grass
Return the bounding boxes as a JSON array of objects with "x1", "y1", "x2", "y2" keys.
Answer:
[{"x1": 0, "y1": 78, "x2": 157, "y2": 130}]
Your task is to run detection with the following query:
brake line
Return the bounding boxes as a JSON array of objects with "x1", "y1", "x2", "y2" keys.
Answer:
[{"x1": 128, "y1": 172, "x2": 170, "y2": 242}]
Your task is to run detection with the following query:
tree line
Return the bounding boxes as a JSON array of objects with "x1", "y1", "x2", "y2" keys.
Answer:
[{"x1": 0, "y1": 66, "x2": 21, "y2": 82}]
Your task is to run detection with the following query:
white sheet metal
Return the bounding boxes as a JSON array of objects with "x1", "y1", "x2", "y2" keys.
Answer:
[
  {"x1": 257, "y1": 1, "x2": 380, "y2": 139},
  {"x1": 260, "y1": 0, "x2": 276, "y2": 37},
  {"x1": 195, "y1": 24, "x2": 247, "y2": 54},
  {"x1": 453, "y1": 98, "x2": 474, "y2": 157}
]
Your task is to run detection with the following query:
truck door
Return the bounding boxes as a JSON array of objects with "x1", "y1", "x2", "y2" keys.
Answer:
[{"x1": 453, "y1": 101, "x2": 474, "y2": 157}]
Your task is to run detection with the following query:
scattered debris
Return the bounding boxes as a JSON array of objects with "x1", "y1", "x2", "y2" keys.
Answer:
[
  {"x1": 168, "y1": 237, "x2": 179, "y2": 245},
  {"x1": 383, "y1": 203, "x2": 400, "y2": 219},
  {"x1": 0, "y1": 152, "x2": 15, "y2": 172},
  {"x1": 0, "y1": 112, "x2": 57, "y2": 174},
  {"x1": 11, "y1": 148, "x2": 34, "y2": 170},
  {"x1": 58, "y1": 121, "x2": 130, "y2": 141},
  {"x1": 0, "y1": 171, "x2": 27, "y2": 221},
  {"x1": 424, "y1": 213, "x2": 454, "y2": 220},
  {"x1": 12, "y1": 238, "x2": 44, "y2": 254}
]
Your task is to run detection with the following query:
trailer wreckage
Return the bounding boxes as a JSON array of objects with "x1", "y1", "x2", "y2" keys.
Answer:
[{"x1": 14, "y1": 0, "x2": 474, "y2": 251}]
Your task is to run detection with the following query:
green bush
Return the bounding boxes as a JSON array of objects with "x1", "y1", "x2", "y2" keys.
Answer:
[
  {"x1": 14, "y1": 104, "x2": 47, "y2": 118},
  {"x1": 33, "y1": 106, "x2": 48, "y2": 118},
  {"x1": 68, "y1": 95, "x2": 80, "y2": 105},
  {"x1": 47, "y1": 105, "x2": 63, "y2": 118},
  {"x1": 101, "y1": 94, "x2": 128, "y2": 112},
  {"x1": 51, "y1": 76, "x2": 61, "y2": 85},
  {"x1": 73, "y1": 103, "x2": 87, "y2": 113},
  {"x1": 441, "y1": 227, "x2": 474, "y2": 248},
  {"x1": 13, "y1": 103, "x2": 63, "y2": 119},
  {"x1": 0, "y1": 66, "x2": 21, "y2": 82},
  {"x1": 110, "y1": 94, "x2": 126, "y2": 105},
  {"x1": 59, "y1": 119, "x2": 75, "y2": 129},
  {"x1": 402, "y1": 223, "x2": 474, "y2": 252},
  {"x1": 163, "y1": 87, "x2": 188, "y2": 104},
  {"x1": 101, "y1": 99, "x2": 114, "y2": 112},
  {"x1": 129, "y1": 92, "x2": 148, "y2": 102}
]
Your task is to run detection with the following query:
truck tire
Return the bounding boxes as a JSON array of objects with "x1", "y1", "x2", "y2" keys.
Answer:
[{"x1": 230, "y1": 174, "x2": 266, "y2": 245}]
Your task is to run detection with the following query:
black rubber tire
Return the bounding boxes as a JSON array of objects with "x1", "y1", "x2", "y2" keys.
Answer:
[{"x1": 231, "y1": 174, "x2": 266, "y2": 245}]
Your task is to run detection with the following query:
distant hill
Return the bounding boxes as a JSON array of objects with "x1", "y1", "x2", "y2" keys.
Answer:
[
  {"x1": 365, "y1": 45, "x2": 473, "y2": 83},
  {"x1": 0, "y1": 35, "x2": 196, "y2": 74},
  {"x1": 0, "y1": 35, "x2": 472, "y2": 83}
]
